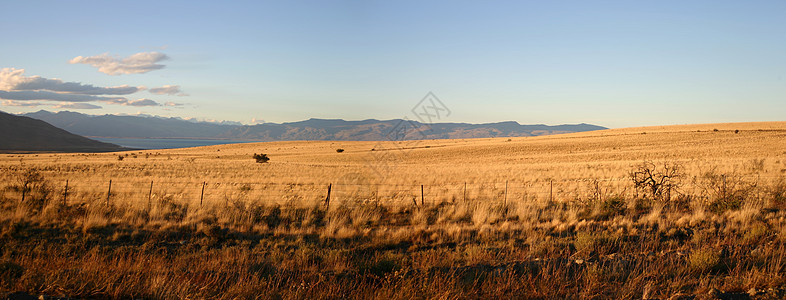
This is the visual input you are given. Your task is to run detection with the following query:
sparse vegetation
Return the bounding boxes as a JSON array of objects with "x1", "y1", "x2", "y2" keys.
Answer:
[
  {"x1": 688, "y1": 248, "x2": 722, "y2": 274},
  {"x1": 253, "y1": 153, "x2": 269, "y2": 163},
  {"x1": 630, "y1": 161, "x2": 681, "y2": 203},
  {"x1": 1, "y1": 122, "x2": 786, "y2": 299}
]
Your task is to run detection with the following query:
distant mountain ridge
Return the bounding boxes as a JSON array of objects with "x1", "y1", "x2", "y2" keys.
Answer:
[
  {"x1": 22, "y1": 110, "x2": 607, "y2": 141},
  {"x1": 0, "y1": 111, "x2": 125, "y2": 153}
]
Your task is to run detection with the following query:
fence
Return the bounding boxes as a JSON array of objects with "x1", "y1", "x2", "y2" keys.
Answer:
[{"x1": 2, "y1": 174, "x2": 783, "y2": 210}]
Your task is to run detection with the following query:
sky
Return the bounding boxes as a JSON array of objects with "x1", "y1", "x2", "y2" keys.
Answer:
[{"x1": 1, "y1": 1, "x2": 785, "y2": 128}]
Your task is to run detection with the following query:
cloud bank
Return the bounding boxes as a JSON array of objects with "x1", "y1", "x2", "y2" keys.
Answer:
[
  {"x1": 149, "y1": 85, "x2": 188, "y2": 96},
  {"x1": 0, "y1": 67, "x2": 185, "y2": 110},
  {"x1": 54, "y1": 102, "x2": 103, "y2": 109},
  {"x1": 100, "y1": 98, "x2": 161, "y2": 107},
  {"x1": 69, "y1": 52, "x2": 169, "y2": 75},
  {"x1": 0, "y1": 90, "x2": 125, "y2": 103},
  {"x1": 0, "y1": 68, "x2": 177, "y2": 109},
  {"x1": 1, "y1": 100, "x2": 42, "y2": 107},
  {"x1": 0, "y1": 68, "x2": 142, "y2": 95},
  {"x1": 126, "y1": 99, "x2": 160, "y2": 107}
]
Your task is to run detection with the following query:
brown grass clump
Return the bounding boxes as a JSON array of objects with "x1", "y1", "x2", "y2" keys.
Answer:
[{"x1": 688, "y1": 248, "x2": 722, "y2": 274}]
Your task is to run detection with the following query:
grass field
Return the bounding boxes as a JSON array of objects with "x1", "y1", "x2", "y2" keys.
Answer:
[{"x1": 2, "y1": 122, "x2": 786, "y2": 299}]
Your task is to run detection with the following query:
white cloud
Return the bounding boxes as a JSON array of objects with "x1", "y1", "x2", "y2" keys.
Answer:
[
  {"x1": 149, "y1": 85, "x2": 188, "y2": 96},
  {"x1": 1, "y1": 100, "x2": 42, "y2": 107},
  {"x1": 99, "y1": 98, "x2": 161, "y2": 107},
  {"x1": 0, "y1": 68, "x2": 143, "y2": 95},
  {"x1": 69, "y1": 52, "x2": 169, "y2": 75},
  {"x1": 0, "y1": 90, "x2": 125, "y2": 103},
  {"x1": 53, "y1": 102, "x2": 102, "y2": 109},
  {"x1": 0, "y1": 67, "x2": 182, "y2": 111},
  {"x1": 127, "y1": 98, "x2": 160, "y2": 106},
  {"x1": 99, "y1": 99, "x2": 128, "y2": 105}
]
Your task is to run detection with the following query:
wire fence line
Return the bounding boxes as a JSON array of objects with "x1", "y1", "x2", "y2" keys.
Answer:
[{"x1": 2, "y1": 173, "x2": 783, "y2": 209}]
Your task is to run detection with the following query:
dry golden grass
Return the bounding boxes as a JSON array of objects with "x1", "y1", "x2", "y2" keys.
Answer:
[
  {"x1": 1, "y1": 121, "x2": 785, "y2": 299},
  {"x1": 1, "y1": 121, "x2": 784, "y2": 205}
]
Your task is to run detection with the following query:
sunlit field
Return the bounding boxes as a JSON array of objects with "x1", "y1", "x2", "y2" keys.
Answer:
[{"x1": 2, "y1": 122, "x2": 786, "y2": 299}]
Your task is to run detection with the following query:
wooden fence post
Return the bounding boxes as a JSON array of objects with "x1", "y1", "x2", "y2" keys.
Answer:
[
  {"x1": 504, "y1": 180, "x2": 508, "y2": 206},
  {"x1": 63, "y1": 180, "x2": 68, "y2": 207},
  {"x1": 325, "y1": 183, "x2": 332, "y2": 208},
  {"x1": 549, "y1": 180, "x2": 553, "y2": 203},
  {"x1": 106, "y1": 179, "x2": 112, "y2": 206},
  {"x1": 421, "y1": 185, "x2": 425, "y2": 206},
  {"x1": 200, "y1": 182, "x2": 206, "y2": 207},
  {"x1": 148, "y1": 181, "x2": 154, "y2": 210}
]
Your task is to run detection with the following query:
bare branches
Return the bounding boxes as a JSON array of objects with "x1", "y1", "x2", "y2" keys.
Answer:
[{"x1": 630, "y1": 161, "x2": 682, "y2": 202}]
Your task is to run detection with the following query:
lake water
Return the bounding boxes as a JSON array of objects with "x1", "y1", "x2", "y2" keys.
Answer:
[{"x1": 92, "y1": 137, "x2": 259, "y2": 150}]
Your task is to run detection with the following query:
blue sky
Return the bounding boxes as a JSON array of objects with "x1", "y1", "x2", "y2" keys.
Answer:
[{"x1": 1, "y1": 1, "x2": 785, "y2": 128}]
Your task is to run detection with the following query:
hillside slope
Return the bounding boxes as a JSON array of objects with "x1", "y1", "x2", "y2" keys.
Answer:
[{"x1": 0, "y1": 111, "x2": 125, "y2": 153}]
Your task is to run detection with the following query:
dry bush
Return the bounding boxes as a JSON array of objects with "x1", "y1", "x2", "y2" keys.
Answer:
[
  {"x1": 699, "y1": 172, "x2": 758, "y2": 214},
  {"x1": 252, "y1": 153, "x2": 269, "y2": 163},
  {"x1": 5, "y1": 168, "x2": 52, "y2": 214},
  {"x1": 766, "y1": 180, "x2": 786, "y2": 210},
  {"x1": 688, "y1": 248, "x2": 722, "y2": 274},
  {"x1": 630, "y1": 161, "x2": 681, "y2": 205}
]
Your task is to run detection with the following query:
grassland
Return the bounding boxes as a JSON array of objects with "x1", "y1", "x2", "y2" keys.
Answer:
[{"x1": 1, "y1": 122, "x2": 786, "y2": 299}]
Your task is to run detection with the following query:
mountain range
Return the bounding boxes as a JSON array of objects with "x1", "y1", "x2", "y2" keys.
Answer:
[
  {"x1": 21, "y1": 110, "x2": 607, "y2": 141},
  {"x1": 0, "y1": 111, "x2": 125, "y2": 153}
]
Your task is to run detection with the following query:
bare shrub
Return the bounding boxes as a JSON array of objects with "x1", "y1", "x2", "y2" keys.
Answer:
[
  {"x1": 630, "y1": 161, "x2": 682, "y2": 205},
  {"x1": 766, "y1": 180, "x2": 786, "y2": 210},
  {"x1": 595, "y1": 195, "x2": 626, "y2": 220},
  {"x1": 158, "y1": 195, "x2": 188, "y2": 222},
  {"x1": 700, "y1": 172, "x2": 757, "y2": 214},
  {"x1": 8, "y1": 168, "x2": 51, "y2": 214}
]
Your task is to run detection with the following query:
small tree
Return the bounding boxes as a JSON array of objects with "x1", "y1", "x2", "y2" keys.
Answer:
[
  {"x1": 336, "y1": 148, "x2": 345, "y2": 153},
  {"x1": 13, "y1": 168, "x2": 50, "y2": 212},
  {"x1": 253, "y1": 153, "x2": 269, "y2": 163},
  {"x1": 630, "y1": 161, "x2": 681, "y2": 203}
]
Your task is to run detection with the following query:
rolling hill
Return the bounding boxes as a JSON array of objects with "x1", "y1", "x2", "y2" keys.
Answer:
[{"x1": 0, "y1": 111, "x2": 125, "y2": 153}]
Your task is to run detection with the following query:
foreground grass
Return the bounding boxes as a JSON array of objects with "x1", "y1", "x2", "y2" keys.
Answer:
[{"x1": 2, "y1": 178, "x2": 786, "y2": 299}]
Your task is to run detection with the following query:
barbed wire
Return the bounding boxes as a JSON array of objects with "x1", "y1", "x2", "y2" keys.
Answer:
[{"x1": 1, "y1": 174, "x2": 781, "y2": 187}]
